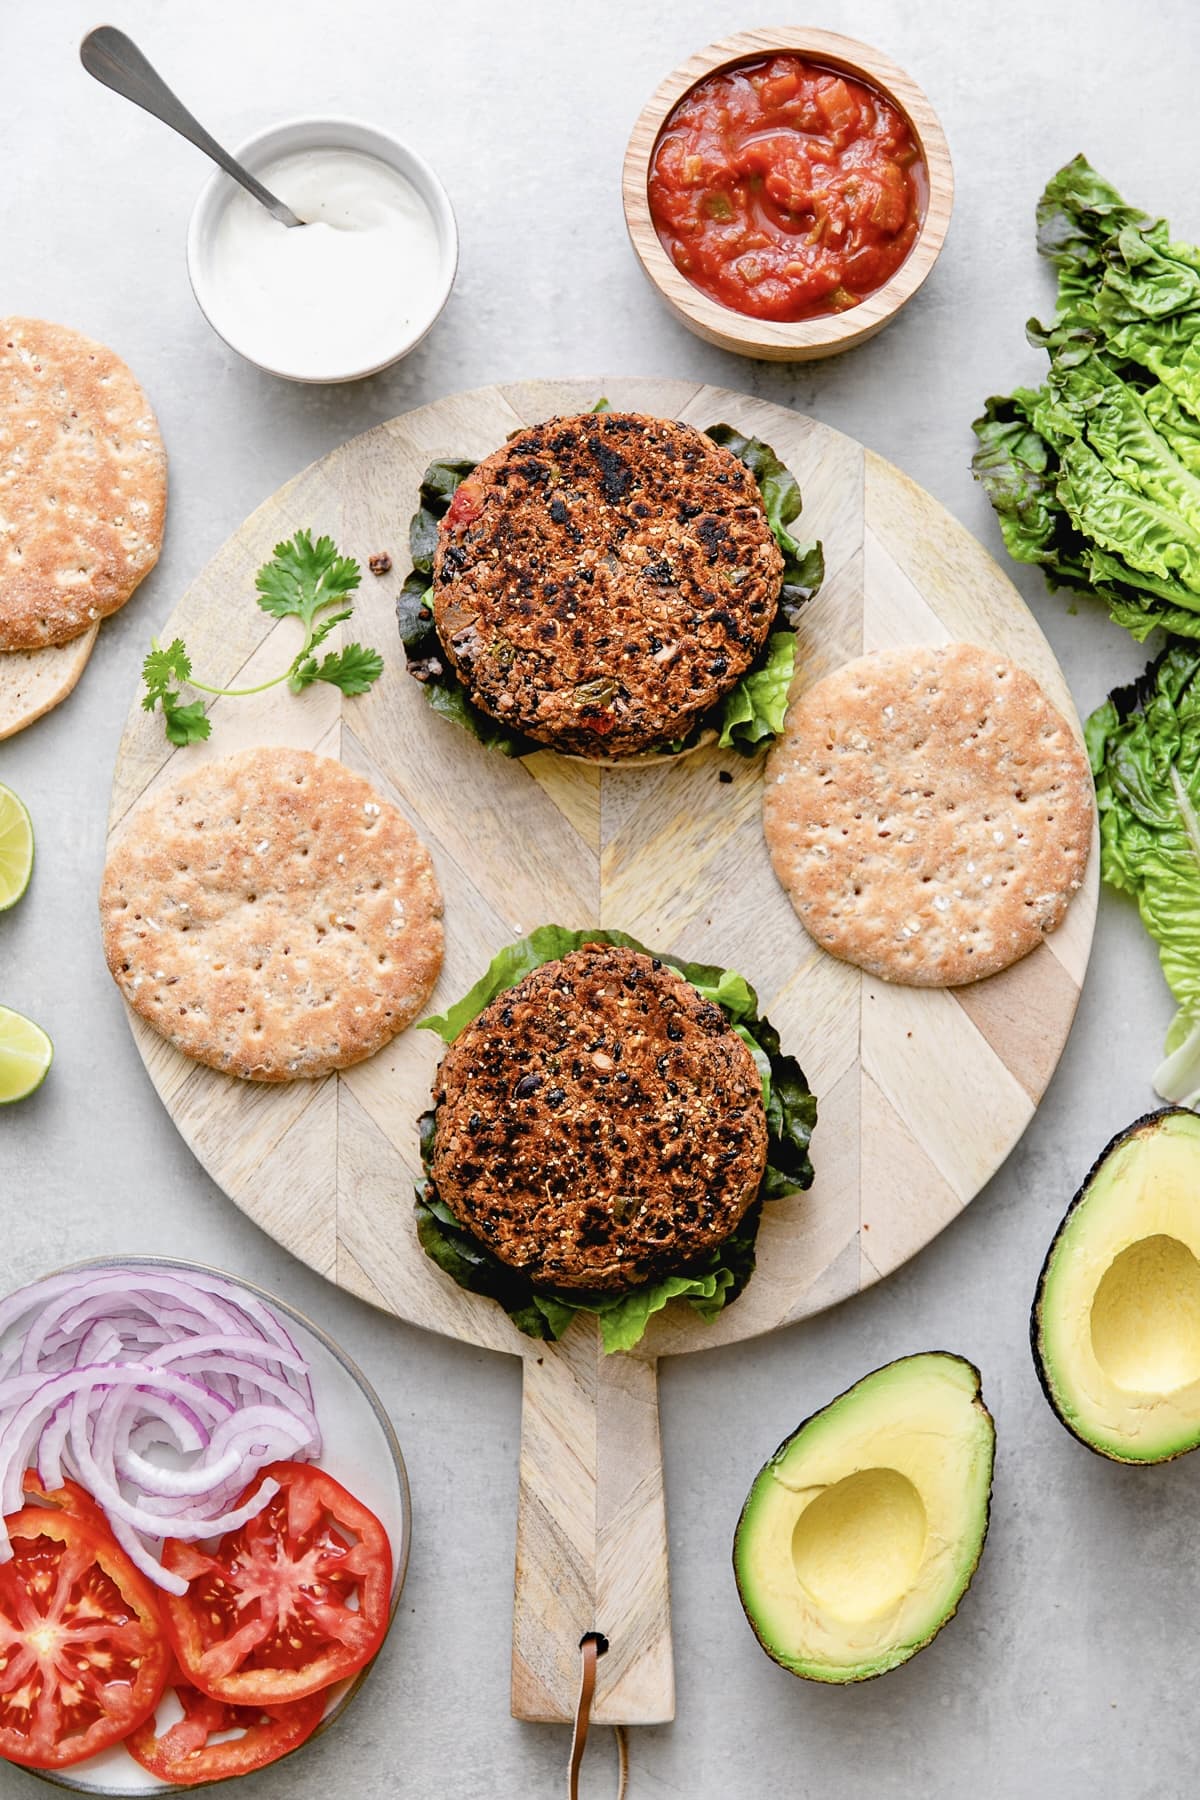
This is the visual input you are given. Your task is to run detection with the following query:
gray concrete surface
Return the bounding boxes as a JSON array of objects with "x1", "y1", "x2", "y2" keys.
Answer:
[{"x1": 1, "y1": 2, "x2": 1195, "y2": 1794}]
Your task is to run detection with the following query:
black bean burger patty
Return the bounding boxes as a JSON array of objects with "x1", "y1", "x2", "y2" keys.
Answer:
[
  {"x1": 428, "y1": 943, "x2": 769, "y2": 1291},
  {"x1": 431, "y1": 412, "x2": 783, "y2": 758}
]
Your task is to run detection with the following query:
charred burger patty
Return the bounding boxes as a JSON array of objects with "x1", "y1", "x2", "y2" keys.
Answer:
[
  {"x1": 427, "y1": 943, "x2": 770, "y2": 1290},
  {"x1": 430, "y1": 411, "x2": 784, "y2": 758}
]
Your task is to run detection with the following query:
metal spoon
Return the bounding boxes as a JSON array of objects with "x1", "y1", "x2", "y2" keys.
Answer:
[{"x1": 80, "y1": 25, "x2": 305, "y2": 228}]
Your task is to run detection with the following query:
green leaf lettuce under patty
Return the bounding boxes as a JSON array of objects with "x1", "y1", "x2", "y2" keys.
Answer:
[
  {"x1": 396, "y1": 422, "x2": 823, "y2": 758},
  {"x1": 414, "y1": 927, "x2": 817, "y2": 1352},
  {"x1": 1086, "y1": 644, "x2": 1200, "y2": 1104}
]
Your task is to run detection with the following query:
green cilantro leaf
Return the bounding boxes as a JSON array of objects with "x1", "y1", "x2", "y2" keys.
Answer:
[
  {"x1": 142, "y1": 637, "x2": 193, "y2": 695},
  {"x1": 162, "y1": 698, "x2": 212, "y2": 745},
  {"x1": 141, "y1": 638, "x2": 211, "y2": 742},
  {"x1": 291, "y1": 643, "x2": 385, "y2": 695},
  {"x1": 255, "y1": 530, "x2": 361, "y2": 629}
]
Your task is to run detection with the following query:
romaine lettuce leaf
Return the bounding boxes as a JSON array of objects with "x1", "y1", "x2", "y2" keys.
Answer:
[
  {"x1": 1038, "y1": 353, "x2": 1200, "y2": 525},
  {"x1": 1055, "y1": 435, "x2": 1200, "y2": 595},
  {"x1": 396, "y1": 420, "x2": 822, "y2": 758},
  {"x1": 718, "y1": 631, "x2": 795, "y2": 750},
  {"x1": 1142, "y1": 381, "x2": 1200, "y2": 476},
  {"x1": 1035, "y1": 155, "x2": 1154, "y2": 325},
  {"x1": 1104, "y1": 587, "x2": 1200, "y2": 643},
  {"x1": 1093, "y1": 313, "x2": 1200, "y2": 434},
  {"x1": 973, "y1": 157, "x2": 1200, "y2": 643},
  {"x1": 415, "y1": 927, "x2": 816, "y2": 1351},
  {"x1": 419, "y1": 923, "x2": 602, "y2": 1043},
  {"x1": 971, "y1": 392, "x2": 1089, "y2": 580},
  {"x1": 587, "y1": 1204, "x2": 762, "y2": 1354},
  {"x1": 1087, "y1": 645, "x2": 1200, "y2": 1103},
  {"x1": 703, "y1": 423, "x2": 825, "y2": 629}
]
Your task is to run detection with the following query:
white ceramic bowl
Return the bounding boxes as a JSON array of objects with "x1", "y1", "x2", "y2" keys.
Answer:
[{"x1": 187, "y1": 115, "x2": 458, "y2": 383}]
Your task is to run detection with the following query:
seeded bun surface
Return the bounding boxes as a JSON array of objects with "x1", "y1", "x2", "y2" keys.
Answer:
[
  {"x1": 763, "y1": 644, "x2": 1093, "y2": 985},
  {"x1": 100, "y1": 748, "x2": 444, "y2": 1080},
  {"x1": 0, "y1": 318, "x2": 166, "y2": 650}
]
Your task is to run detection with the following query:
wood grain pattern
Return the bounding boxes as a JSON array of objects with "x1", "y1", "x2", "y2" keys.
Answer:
[
  {"x1": 105, "y1": 380, "x2": 1097, "y2": 1726},
  {"x1": 513, "y1": 1325, "x2": 671, "y2": 1725},
  {"x1": 0, "y1": 626, "x2": 97, "y2": 739},
  {"x1": 622, "y1": 29, "x2": 954, "y2": 360}
]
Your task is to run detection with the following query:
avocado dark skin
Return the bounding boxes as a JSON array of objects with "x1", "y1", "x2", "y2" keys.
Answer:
[{"x1": 1031, "y1": 1105, "x2": 1200, "y2": 1464}]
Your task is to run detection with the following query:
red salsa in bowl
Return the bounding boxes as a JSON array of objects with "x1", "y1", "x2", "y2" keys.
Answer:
[{"x1": 648, "y1": 53, "x2": 927, "y2": 323}]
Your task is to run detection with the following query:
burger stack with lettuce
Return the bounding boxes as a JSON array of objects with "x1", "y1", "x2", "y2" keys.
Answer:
[{"x1": 413, "y1": 930, "x2": 816, "y2": 1353}]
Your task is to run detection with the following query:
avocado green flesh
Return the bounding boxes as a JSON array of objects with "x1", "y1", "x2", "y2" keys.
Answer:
[
  {"x1": 1036, "y1": 1108, "x2": 1200, "y2": 1463},
  {"x1": 733, "y1": 1354, "x2": 994, "y2": 1683}
]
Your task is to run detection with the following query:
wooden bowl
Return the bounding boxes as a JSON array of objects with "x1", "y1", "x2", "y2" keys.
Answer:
[{"x1": 622, "y1": 27, "x2": 954, "y2": 360}]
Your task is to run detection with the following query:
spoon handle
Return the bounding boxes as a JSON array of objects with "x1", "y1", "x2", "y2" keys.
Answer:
[{"x1": 80, "y1": 26, "x2": 304, "y2": 228}]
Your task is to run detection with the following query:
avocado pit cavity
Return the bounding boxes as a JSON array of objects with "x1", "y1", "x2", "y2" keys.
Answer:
[
  {"x1": 1089, "y1": 1233, "x2": 1200, "y2": 1394},
  {"x1": 790, "y1": 1467, "x2": 927, "y2": 1622}
]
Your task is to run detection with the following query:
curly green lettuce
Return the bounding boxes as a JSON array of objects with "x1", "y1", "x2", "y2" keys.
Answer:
[
  {"x1": 972, "y1": 156, "x2": 1200, "y2": 642},
  {"x1": 396, "y1": 423, "x2": 823, "y2": 759},
  {"x1": 414, "y1": 926, "x2": 817, "y2": 1353},
  {"x1": 717, "y1": 632, "x2": 795, "y2": 749},
  {"x1": 1087, "y1": 644, "x2": 1200, "y2": 1104}
]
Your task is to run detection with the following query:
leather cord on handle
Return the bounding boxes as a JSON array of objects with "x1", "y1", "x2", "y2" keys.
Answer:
[{"x1": 568, "y1": 1635, "x2": 629, "y2": 1800}]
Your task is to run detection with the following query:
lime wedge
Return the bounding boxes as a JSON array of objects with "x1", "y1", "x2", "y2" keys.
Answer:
[
  {"x1": 0, "y1": 1006, "x2": 52, "y2": 1103},
  {"x1": 0, "y1": 784, "x2": 34, "y2": 911}
]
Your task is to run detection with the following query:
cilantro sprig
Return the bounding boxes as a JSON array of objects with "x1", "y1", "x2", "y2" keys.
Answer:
[
  {"x1": 141, "y1": 530, "x2": 384, "y2": 744},
  {"x1": 141, "y1": 640, "x2": 211, "y2": 745}
]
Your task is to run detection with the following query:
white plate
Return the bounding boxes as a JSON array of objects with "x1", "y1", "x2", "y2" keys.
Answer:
[{"x1": 9, "y1": 1257, "x2": 410, "y2": 1795}]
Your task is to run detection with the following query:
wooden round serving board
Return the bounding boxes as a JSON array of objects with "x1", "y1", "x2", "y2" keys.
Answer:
[
  {"x1": 0, "y1": 625, "x2": 98, "y2": 739},
  {"x1": 106, "y1": 379, "x2": 1097, "y2": 1729}
]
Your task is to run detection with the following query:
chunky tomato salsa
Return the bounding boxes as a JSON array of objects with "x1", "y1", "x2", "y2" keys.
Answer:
[{"x1": 648, "y1": 54, "x2": 926, "y2": 323}]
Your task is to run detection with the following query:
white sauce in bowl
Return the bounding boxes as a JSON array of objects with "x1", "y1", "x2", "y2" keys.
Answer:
[{"x1": 204, "y1": 146, "x2": 446, "y2": 379}]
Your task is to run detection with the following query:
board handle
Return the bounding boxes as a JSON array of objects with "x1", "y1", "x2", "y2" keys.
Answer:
[{"x1": 511, "y1": 1318, "x2": 674, "y2": 1724}]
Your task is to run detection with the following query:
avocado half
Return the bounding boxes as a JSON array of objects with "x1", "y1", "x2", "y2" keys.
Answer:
[
  {"x1": 1033, "y1": 1106, "x2": 1200, "y2": 1464},
  {"x1": 733, "y1": 1353, "x2": 994, "y2": 1683}
]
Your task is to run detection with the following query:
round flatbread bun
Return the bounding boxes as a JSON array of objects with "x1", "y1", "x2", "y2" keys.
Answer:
[
  {"x1": 0, "y1": 318, "x2": 167, "y2": 651},
  {"x1": 0, "y1": 627, "x2": 98, "y2": 741},
  {"x1": 429, "y1": 942, "x2": 769, "y2": 1290},
  {"x1": 763, "y1": 644, "x2": 1093, "y2": 986},
  {"x1": 100, "y1": 748, "x2": 444, "y2": 1081},
  {"x1": 432, "y1": 411, "x2": 782, "y2": 758}
]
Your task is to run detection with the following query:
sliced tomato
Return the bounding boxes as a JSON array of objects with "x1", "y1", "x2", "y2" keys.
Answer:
[
  {"x1": 126, "y1": 1664, "x2": 326, "y2": 1785},
  {"x1": 163, "y1": 1463, "x2": 393, "y2": 1704},
  {"x1": 445, "y1": 478, "x2": 484, "y2": 531},
  {"x1": 20, "y1": 1468, "x2": 109, "y2": 1534},
  {"x1": 0, "y1": 1505, "x2": 169, "y2": 1769}
]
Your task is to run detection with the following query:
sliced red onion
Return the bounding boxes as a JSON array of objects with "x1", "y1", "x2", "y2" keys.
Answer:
[
  {"x1": 147, "y1": 1333, "x2": 309, "y2": 1372},
  {"x1": 118, "y1": 1408, "x2": 311, "y2": 1498},
  {"x1": 75, "y1": 1322, "x2": 124, "y2": 1365},
  {"x1": 0, "y1": 1267, "x2": 321, "y2": 1590},
  {"x1": 35, "y1": 1395, "x2": 78, "y2": 1494},
  {"x1": 107, "y1": 1509, "x2": 190, "y2": 1596},
  {"x1": 154, "y1": 1354, "x2": 319, "y2": 1436}
]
